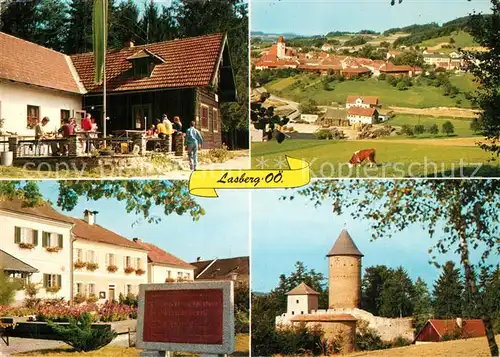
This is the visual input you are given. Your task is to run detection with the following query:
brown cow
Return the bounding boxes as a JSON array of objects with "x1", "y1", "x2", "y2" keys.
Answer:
[{"x1": 348, "y1": 149, "x2": 377, "y2": 167}]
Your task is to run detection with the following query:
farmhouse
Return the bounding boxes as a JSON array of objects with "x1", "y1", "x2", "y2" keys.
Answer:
[
  {"x1": 347, "y1": 107, "x2": 379, "y2": 125},
  {"x1": 379, "y1": 63, "x2": 420, "y2": 77},
  {"x1": 320, "y1": 108, "x2": 348, "y2": 127},
  {"x1": 346, "y1": 96, "x2": 379, "y2": 109},
  {"x1": 414, "y1": 319, "x2": 486, "y2": 344},
  {"x1": 1, "y1": 31, "x2": 236, "y2": 149},
  {"x1": 276, "y1": 230, "x2": 414, "y2": 352},
  {"x1": 0, "y1": 199, "x2": 193, "y2": 304}
]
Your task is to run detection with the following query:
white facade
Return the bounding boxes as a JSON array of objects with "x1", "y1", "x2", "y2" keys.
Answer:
[
  {"x1": 73, "y1": 239, "x2": 148, "y2": 302},
  {"x1": 346, "y1": 98, "x2": 371, "y2": 109},
  {"x1": 277, "y1": 42, "x2": 286, "y2": 59},
  {"x1": 148, "y1": 263, "x2": 195, "y2": 284},
  {"x1": 0, "y1": 80, "x2": 83, "y2": 136},
  {"x1": 347, "y1": 114, "x2": 376, "y2": 125},
  {"x1": 300, "y1": 114, "x2": 319, "y2": 123},
  {"x1": 0, "y1": 209, "x2": 73, "y2": 303}
]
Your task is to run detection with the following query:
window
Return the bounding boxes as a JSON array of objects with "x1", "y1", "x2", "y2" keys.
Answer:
[
  {"x1": 186, "y1": 273, "x2": 190, "y2": 280},
  {"x1": 88, "y1": 283, "x2": 95, "y2": 295},
  {"x1": 87, "y1": 250, "x2": 97, "y2": 263},
  {"x1": 291, "y1": 311, "x2": 295, "y2": 315},
  {"x1": 14, "y1": 227, "x2": 38, "y2": 246},
  {"x1": 9, "y1": 272, "x2": 30, "y2": 288},
  {"x1": 296, "y1": 299, "x2": 299, "y2": 304},
  {"x1": 42, "y1": 232, "x2": 63, "y2": 248},
  {"x1": 61, "y1": 109, "x2": 70, "y2": 122},
  {"x1": 167, "y1": 270, "x2": 171, "y2": 278},
  {"x1": 27, "y1": 105, "x2": 39, "y2": 129},
  {"x1": 127, "y1": 284, "x2": 132, "y2": 294},
  {"x1": 125, "y1": 256, "x2": 132, "y2": 268},
  {"x1": 177, "y1": 272, "x2": 183, "y2": 280},
  {"x1": 76, "y1": 283, "x2": 83, "y2": 294},
  {"x1": 74, "y1": 248, "x2": 83, "y2": 261},
  {"x1": 136, "y1": 258, "x2": 142, "y2": 270},
  {"x1": 43, "y1": 274, "x2": 61, "y2": 288},
  {"x1": 301, "y1": 311, "x2": 304, "y2": 314},
  {"x1": 200, "y1": 104, "x2": 209, "y2": 130},
  {"x1": 213, "y1": 108, "x2": 219, "y2": 133},
  {"x1": 106, "y1": 253, "x2": 116, "y2": 266},
  {"x1": 132, "y1": 59, "x2": 153, "y2": 78}
]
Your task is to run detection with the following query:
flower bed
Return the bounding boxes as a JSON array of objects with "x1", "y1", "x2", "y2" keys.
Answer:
[
  {"x1": 0, "y1": 306, "x2": 36, "y2": 317},
  {"x1": 35, "y1": 301, "x2": 136, "y2": 323},
  {"x1": 86, "y1": 262, "x2": 99, "y2": 271}
]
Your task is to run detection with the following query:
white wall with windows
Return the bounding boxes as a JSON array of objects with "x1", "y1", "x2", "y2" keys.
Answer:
[
  {"x1": 0, "y1": 81, "x2": 82, "y2": 136},
  {"x1": 0, "y1": 209, "x2": 73, "y2": 303},
  {"x1": 148, "y1": 263, "x2": 195, "y2": 284},
  {"x1": 73, "y1": 239, "x2": 148, "y2": 302}
]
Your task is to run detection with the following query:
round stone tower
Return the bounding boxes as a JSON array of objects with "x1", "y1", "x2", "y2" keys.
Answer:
[
  {"x1": 326, "y1": 230, "x2": 363, "y2": 309},
  {"x1": 277, "y1": 35, "x2": 286, "y2": 59}
]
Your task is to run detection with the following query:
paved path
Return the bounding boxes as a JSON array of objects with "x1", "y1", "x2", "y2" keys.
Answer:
[{"x1": 166, "y1": 154, "x2": 250, "y2": 180}]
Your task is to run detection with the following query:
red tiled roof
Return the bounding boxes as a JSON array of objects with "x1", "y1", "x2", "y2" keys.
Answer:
[
  {"x1": 290, "y1": 314, "x2": 357, "y2": 322},
  {"x1": 131, "y1": 239, "x2": 194, "y2": 269},
  {"x1": 429, "y1": 319, "x2": 486, "y2": 339},
  {"x1": 347, "y1": 106, "x2": 377, "y2": 117},
  {"x1": 380, "y1": 62, "x2": 413, "y2": 72},
  {"x1": 68, "y1": 217, "x2": 148, "y2": 250},
  {"x1": 287, "y1": 282, "x2": 320, "y2": 295},
  {"x1": 346, "y1": 96, "x2": 379, "y2": 105},
  {"x1": 70, "y1": 32, "x2": 225, "y2": 93},
  {"x1": 342, "y1": 67, "x2": 371, "y2": 74},
  {"x1": 0, "y1": 32, "x2": 83, "y2": 94},
  {"x1": 0, "y1": 199, "x2": 74, "y2": 224}
]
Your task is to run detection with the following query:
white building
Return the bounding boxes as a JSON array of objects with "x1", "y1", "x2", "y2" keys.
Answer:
[
  {"x1": 131, "y1": 238, "x2": 195, "y2": 284},
  {"x1": 300, "y1": 114, "x2": 319, "y2": 123},
  {"x1": 0, "y1": 200, "x2": 74, "y2": 302},
  {"x1": 70, "y1": 210, "x2": 149, "y2": 301},
  {"x1": 347, "y1": 107, "x2": 378, "y2": 125},
  {"x1": 345, "y1": 96, "x2": 379, "y2": 109},
  {"x1": 0, "y1": 32, "x2": 86, "y2": 136}
]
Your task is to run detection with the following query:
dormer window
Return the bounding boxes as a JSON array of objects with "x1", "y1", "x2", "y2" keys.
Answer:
[{"x1": 126, "y1": 49, "x2": 165, "y2": 79}]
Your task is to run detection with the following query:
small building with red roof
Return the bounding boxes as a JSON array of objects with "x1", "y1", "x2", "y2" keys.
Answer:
[{"x1": 414, "y1": 319, "x2": 486, "y2": 344}]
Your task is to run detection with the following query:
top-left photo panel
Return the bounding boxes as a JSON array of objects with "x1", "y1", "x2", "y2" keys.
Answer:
[{"x1": 0, "y1": 0, "x2": 249, "y2": 179}]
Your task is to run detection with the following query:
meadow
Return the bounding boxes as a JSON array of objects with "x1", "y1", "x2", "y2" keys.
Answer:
[
  {"x1": 252, "y1": 138, "x2": 499, "y2": 178},
  {"x1": 385, "y1": 114, "x2": 477, "y2": 138},
  {"x1": 266, "y1": 75, "x2": 475, "y2": 108}
]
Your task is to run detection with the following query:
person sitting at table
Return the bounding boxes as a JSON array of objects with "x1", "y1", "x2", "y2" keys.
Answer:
[
  {"x1": 156, "y1": 119, "x2": 167, "y2": 139},
  {"x1": 35, "y1": 117, "x2": 60, "y2": 156},
  {"x1": 58, "y1": 118, "x2": 75, "y2": 155},
  {"x1": 146, "y1": 125, "x2": 156, "y2": 138}
]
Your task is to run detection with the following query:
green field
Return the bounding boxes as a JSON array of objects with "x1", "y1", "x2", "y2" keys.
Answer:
[
  {"x1": 419, "y1": 31, "x2": 476, "y2": 49},
  {"x1": 449, "y1": 73, "x2": 479, "y2": 92},
  {"x1": 386, "y1": 115, "x2": 476, "y2": 138},
  {"x1": 252, "y1": 139, "x2": 499, "y2": 178},
  {"x1": 266, "y1": 75, "x2": 474, "y2": 108}
]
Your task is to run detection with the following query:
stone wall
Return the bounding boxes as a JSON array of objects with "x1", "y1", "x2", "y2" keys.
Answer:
[
  {"x1": 276, "y1": 308, "x2": 414, "y2": 342},
  {"x1": 328, "y1": 255, "x2": 362, "y2": 308}
]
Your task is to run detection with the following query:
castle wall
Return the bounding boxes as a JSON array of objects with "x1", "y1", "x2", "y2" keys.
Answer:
[{"x1": 328, "y1": 255, "x2": 361, "y2": 308}]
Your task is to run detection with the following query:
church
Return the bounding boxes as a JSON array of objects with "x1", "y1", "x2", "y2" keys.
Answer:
[{"x1": 275, "y1": 230, "x2": 414, "y2": 353}]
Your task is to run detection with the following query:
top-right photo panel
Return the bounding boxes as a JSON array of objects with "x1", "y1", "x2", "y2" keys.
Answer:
[{"x1": 250, "y1": 0, "x2": 499, "y2": 178}]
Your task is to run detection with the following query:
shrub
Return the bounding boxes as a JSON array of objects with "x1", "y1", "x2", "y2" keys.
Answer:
[
  {"x1": 24, "y1": 283, "x2": 39, "y2": 298},
  {"x1": 275, "y1": 323, "x2": 324, "y2": 356},
  {"x1": 428, "y1": 123, "x2": 439, "y2": 135},
  {"x1": 107, "y1": 265, "x2": 118, "y2": 273},
  {"x1": 442, "y1": 121, "x2": 455, "y2": 136},
  {"x1": 73, "y1": 293, "x2": 86, "y2": 304},
  {"x1": 48, "y1": 312, "x2": 117, "y2": 352},
  {"x1": 199, "y1": 144, "x2": 233, "y2": 163},
  {"x1": 355, "y1": 320, "x2": 386, "y2": 351},
  {"x1": 86, "y1": 294, "x2": 98, "y2": 304},
  {"x1": 378, "y1": 73, "x2": 387, "y2": 81},
  {"x1": 98, "y1": 302, "x2": 136, "y2": 322},
  {"x1": 396, "y1": 81, "x2": 408, "y2": 91},
  {"x1": 401, "y1": 125, "x2": 414, "y2": 136},
  {"x1": 86, "y1": 262, "x2": 99, "y2": 271},
  {"x1": 0, "y1": 306, "x2": 36, "y2": 317},
  {"x1": 315, "y1": 129, "x2": 334, "y2": 140},
  {"x1": 414, "y1": 124, "x2": 425, "y2": 135},
  {"x1": 119, "y1": 293, "x2": 138, "y2": 308},
  {"x1": 390, "y1": 336, "x2": 412, "y2": 347}
]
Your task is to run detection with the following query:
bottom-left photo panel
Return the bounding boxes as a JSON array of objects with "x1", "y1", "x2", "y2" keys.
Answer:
[{"x1": 0, "y1": 180, "x2": 249, "y2": 357}]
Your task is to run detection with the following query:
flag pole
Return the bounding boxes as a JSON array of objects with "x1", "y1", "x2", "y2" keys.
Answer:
[{"x1": 102, "y1": 0, "x2": 107, "y2": 140}]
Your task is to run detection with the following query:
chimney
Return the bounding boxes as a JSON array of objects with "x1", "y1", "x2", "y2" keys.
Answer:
[
  {"x1": 83, "y1": 210, "x2": 98, "y2": 225},
  {"x1": 456, "y1": 317, "x2": 463, "y2": 328},
  {"x1": 196, "y1": 257, "x2": 202, "y2": 262},
  {"x1": 133, "y1": 238, "x2": 143, "y2": 243}
]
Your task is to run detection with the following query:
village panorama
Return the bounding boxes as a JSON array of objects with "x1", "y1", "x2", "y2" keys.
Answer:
[{"x1": 250, "y1": 14, "x2": 500, "y2": 177}]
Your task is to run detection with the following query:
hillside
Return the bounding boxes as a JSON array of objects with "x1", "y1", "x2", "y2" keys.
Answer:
[{"x1": 349, "y1": 335, "x2": 500, "y2": 357}]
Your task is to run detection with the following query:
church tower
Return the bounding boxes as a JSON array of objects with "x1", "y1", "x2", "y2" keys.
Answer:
[
  {"x1": 326, "y1": 230, "x2": 363, "y2": 309},
  {"x1": 277, "y1": 35, "x2": 286, "y2": 59}
]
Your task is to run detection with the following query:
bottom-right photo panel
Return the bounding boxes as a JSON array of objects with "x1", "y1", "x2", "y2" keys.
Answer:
[{"x1": 251, "y1": 180, "x2": 499, "y2": 357}]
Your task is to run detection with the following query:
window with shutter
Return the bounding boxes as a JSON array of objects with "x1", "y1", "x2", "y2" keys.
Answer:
[
  {"x1": 58, "y1": 234, "x2": 63, "y2": 248},
  {"x1": 43, "y1": 274, "x2": 48, "y2": 288},
  {"x1": 15, "y1": 227, "x2": 21, "y2": 243},
  {"x1": 200, "y1": 104, "x2": 209, "y2": 130},
  {"x1": 33, "y1": 230, "x2": 38, "y2": 246},
  {"x1": 57, "y1": 275, "x2": 61, "y2": 288},
  {"x1": 213, "y1": 109, "x2": 219, "y2": 133},
  {"x1": 42, "y1": 232, "x2": 49, "y2": 247}
]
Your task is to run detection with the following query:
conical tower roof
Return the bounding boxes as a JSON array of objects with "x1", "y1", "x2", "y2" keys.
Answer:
[
  {"x1": 286, "y1": 282, "x2": 320, "y2": 295},
  {"x1": 326, "y1": 229, "x2": 364, "y2": 257}
]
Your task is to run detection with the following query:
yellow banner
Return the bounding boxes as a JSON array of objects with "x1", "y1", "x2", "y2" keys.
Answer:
[{"x1": 189, "y1": 156, "x2": 310, "y2": 198}]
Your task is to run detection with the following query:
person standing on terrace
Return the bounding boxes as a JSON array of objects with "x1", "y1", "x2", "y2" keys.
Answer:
[{"x1": 81, "y1": 113, "x2": 93, "y2": 154}]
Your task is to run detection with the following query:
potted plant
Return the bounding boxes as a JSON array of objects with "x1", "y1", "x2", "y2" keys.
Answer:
[
  {"x1": 124, "y1": 266, "x2": 135, "y2": 274},
  {"x1": 99, "y1": 146, "x2": 115, "y2": 156},
  {"x1": 45, "y1": 246, "x2": 61, "y2": 253},
  {"x1": 46, "y1": 286, "x2": 61, "y2": 293},
  {"x1": 74, "y1": 260, "x2": 86, "y2": 269},
  {"x1": 73, "y1": 293, "x2": 86, "y2": 304},
  {"x1": 18, "y1": 242, "x2": 34, "y2": 250},
  {"x1": 107, "y1": 265, "x2": 118, "y2": 273},
  {"x1": 86, "y1": 294, "x2": 98, "y2": 303},
  {"x1": 86, "y1": 262, "x2": 99, "y2": 271},
  {"x1": 165, "y1": 278, "x2": 175, "y2": 283},
  {"x1": 135, "y1": 268, "x2": 145, "y2": 276}
]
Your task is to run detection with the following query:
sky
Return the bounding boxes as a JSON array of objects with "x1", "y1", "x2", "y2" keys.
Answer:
[
  {"x1": 251, "y1": 185, "x2": 497, "y2": 293},
  {"x1": 250, "y1": 0, "x2": 493, "y2": 35},
  {"x1": 37, "y1": 181, "x2": 250, "y2": 264}
]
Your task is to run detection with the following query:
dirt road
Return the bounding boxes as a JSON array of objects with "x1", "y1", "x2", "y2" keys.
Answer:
[{"x1": 389, "y1": 106, "x2": 481, "y2": 118}]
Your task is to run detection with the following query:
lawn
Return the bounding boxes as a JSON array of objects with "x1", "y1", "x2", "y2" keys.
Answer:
[
  {"x1": 418, "y1": 30, "x2": 476, "y2": 49},
  {"x1": 265, "y1": 75, "x2": 474, "y2": 108},
  {"x1": 15, "y1": 334, "x2": 250, "y2": 356},
  {"x1": 385, "y1": 114, "x2": 476, "y2": 138},
  {"x1": 449, "y1": 73, "x2": 479, "y2": 93},
  {"x1": 252, "y1": 139, "x2": 500, "y2": 178}
]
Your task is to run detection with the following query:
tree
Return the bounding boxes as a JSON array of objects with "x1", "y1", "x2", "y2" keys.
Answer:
[
  {"x1": 299, "y1": 99, "x2": 320, "y2": 115},
  {"x1": 36, "y1": 0, "x2": 68, "y2": 52},
  {"x1": 0, "y1": 272, "x2": 22, "y2": 305},
  {"x1": 361, "y1": 265, "x2": 392, "y2": 315},
  {"x1": 470, "y1": 117, "x2": 484, "y2": 134},
  {"x1": 66, "y1": 0, "x2": 93, "y2": 54},
  {"x1": 477, "y1": 267, "x2": 500, "y2": 333},
  {"x1": 109, "y1": 0, "x2": 142, "y2": 47},
  {"x1": 442, "y1": 120, "x2": 455, "y2": 136},
  {"x1": 289, "y1": 180, "x2": 499, "y2": 355},
  {"x1": 412, "y1": 278, "x2": 433, "y2": 332},
  {"x1": 433, "y1": 261, "x2": 464, "y2": 319},
  {"x1": 0, "y1": 0, "x2": 38, "y2": 43},
  {"x1": 396, "y1": 81, "x2": 408, "y2": 91},
  {"x1": 251, "y1": 93, "x2": 289, "y2": 142},
  {"x1": 414, "y1": 124, "x2": 425, "y2": 135},
  {"x1": 428, "y1": 123, "x2": 439, "y2": 135},
  {"x1": 0, "y1": 180, "x2": 204, "y2": 223},
  {"x1": 378, "y1": 267, "x2": 414, "y2": 318},
  {"x1": 392, "y1": 50, "x2": 424, "y2": 67},
  {"x1": 464, "y1": 0, "x2": 500, "y2": 157}
]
